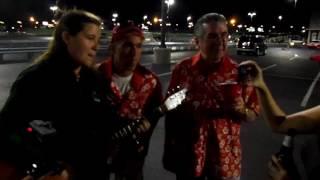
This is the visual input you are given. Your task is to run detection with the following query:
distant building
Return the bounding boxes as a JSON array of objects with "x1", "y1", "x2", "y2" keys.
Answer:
[{"x1": 307, "y1": 12, "x2": 320, "y2": 43}]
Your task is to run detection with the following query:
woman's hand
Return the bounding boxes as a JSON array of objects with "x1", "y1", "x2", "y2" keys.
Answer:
[{"x1": 239, "y1": 60, "x2": 266, "y2": 89}]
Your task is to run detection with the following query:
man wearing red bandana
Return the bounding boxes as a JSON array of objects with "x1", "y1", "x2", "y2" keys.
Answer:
[
  {"x1": 163, "y1": 13, "x2": 260, "y2": 180},
  {"x1": 99, "y1": 22, "x2": 162, "y2": 180}
]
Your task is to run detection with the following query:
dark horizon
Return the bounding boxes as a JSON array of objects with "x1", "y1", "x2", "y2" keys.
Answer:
[{"x1": 0, "y1": 0, "x2": 316, "y2": 29}]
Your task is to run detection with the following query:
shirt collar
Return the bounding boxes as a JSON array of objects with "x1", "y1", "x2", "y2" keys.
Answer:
[
  {"x1": 100, "y1": 58, "x2": 145, "y2": 92},
  {"x1": 190, "y1": 53, "x2": 231, "y2": 75}
]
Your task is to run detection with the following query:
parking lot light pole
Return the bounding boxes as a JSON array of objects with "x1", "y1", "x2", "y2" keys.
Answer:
[
  {"x1": 248, "y1": 12, "x2": 256, "y2": 24},
  {"x1": 153, "y1": 0, "x2": 172, "y2": 64},
  {"x1": 278, "y1": 15, "x2": 282, "y2": 33},
  {"x1": 160, "y1": 0, "x2": 167, "y2": 48}
]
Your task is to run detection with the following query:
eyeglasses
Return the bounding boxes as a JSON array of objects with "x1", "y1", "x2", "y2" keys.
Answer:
[{"x1": 206, "y1": 32, "x2": 229, "y2": 40}]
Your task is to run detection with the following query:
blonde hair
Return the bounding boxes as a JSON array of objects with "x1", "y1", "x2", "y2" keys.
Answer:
[{"x1": 34, "y1": 9, "x2": 102, "y2": 64}]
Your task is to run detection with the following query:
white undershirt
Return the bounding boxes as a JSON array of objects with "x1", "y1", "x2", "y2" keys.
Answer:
[{"x1": 112, "y1": 73, "x2": 133, "y2": 95}]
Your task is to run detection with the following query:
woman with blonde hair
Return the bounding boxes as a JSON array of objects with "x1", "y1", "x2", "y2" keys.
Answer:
[{"x1": 0, "y1": 10, "x2": 114, "y2": 179}]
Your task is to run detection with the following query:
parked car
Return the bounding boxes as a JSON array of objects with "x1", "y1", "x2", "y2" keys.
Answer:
[
  {"x1": 237, "y1": 35, "x2": 267, "y2": 56},
  {"x1": 289, "y1": 39, "x2": 305, "y2": 47},
  {"x1": 310, "y1": 55, "x2": 320, "y2": 62},
  {"x1": 306, "y1": 40, "x2": 320, "y2": 49},
  {"x1": 288, "y1": 35, "x2": 305, "y2": 47}
]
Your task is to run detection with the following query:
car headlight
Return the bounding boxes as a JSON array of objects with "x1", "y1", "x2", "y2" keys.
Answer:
[{"x1": 290, "y1": 42, "x2": 295, "y2": 46}]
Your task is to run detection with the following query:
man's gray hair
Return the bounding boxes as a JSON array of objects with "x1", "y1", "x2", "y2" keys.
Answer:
[{"x1": 194, "y1": 13, "x2": 227, "y2": 39}]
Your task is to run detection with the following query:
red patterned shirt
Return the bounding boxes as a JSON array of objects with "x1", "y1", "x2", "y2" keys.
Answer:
[
  {"x1": 163, "y1": 53, "x2": 259, "y2": 178},
  {"x1": 99, "y1": 59, "x2": 162, "y2": 122}
]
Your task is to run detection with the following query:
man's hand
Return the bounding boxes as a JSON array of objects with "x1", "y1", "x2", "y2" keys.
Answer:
[
  {"x1": 268, "y1": 155, "x2": 291, "y2": 180},
  {"x1": 136, "y1": 117, "x2": 151, "y2": 134},
  {"x1": 22, "y1": 169, "x2": 70, "y2": 180},
  {"x1": 232, "y1": 96, "x2": 256, "y2": 122}
]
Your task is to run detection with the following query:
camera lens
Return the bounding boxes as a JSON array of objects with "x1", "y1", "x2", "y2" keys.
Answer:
[{"x1": 238, "y1": 65, "x2": 249, "y2": 80}]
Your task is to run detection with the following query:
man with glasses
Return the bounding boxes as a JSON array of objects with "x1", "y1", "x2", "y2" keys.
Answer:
[{"x1": 163, "y1": 13, "x2": 259, "y2": 180}]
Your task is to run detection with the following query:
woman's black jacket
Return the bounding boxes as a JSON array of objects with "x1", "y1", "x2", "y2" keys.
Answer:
[{"x1": 0, "y1": 57, "x2": 116, "y2": 175}]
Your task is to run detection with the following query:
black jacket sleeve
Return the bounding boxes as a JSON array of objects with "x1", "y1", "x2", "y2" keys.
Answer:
[{"x1": 0, "y1": 71, "x2": 40, "y2": 135}]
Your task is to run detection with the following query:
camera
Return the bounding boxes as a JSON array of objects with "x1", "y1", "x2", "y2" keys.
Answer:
[
  {"x1": 9, "y1": 120, "x2": 65, "y2": 179},
  {"x1": 238, "y1": 65, "x2": 254, "y2": 81}
]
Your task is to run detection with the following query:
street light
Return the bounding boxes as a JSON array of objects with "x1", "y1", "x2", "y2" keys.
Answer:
[
  {"x1": 165, "y1": 0, "x2": 175, "y2": 13},
  {"x1": 29, "y1": 16, "x2": 35, "y2": 22},
  {"x1": 278, "y1": 15, "x2": 283, "y2": 33},
  {"x1": 49, "y1": 5, "x2": 58, "y2": 19},
  {"x1": 153, "y1": 17, "x2": 159, "y2": 24},
  {"x1": 112, "y1": 13, "x2": 118, "y2": 18},
  {"x1": 29, "y1": 16, "x2": 36, "y2": 28},
  {"x1": 187, "y1": 15, "x2": 192, "y2": 22},
  {"x1": 50, "y1": 5, "x2": 58, "y2": 12},
  {"x1": 112, "y1": 13, "x2": 119, "y2": 27},
  {"x1": 160, "y1": 0, "x2": 175, "y2": 48},
  {"x1": 187, "y1": 15, "x2": 193, "y2": 30},
  {"x1": 229, "y1": 18, "x2": 236, "y2": 26},
  {"x1": 153, "y1": 0, "x2": 174, "y2": 65},
  {"x1": 248, "y1": 12, "x2": 256, "y2": 23},
  {"x1": 165, "y1": 0, "x2": 174, "y2": 5}
]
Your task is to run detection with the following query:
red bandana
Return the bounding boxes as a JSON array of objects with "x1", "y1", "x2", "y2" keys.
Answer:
[{"x1": 111, "y1": 22, "x2": 144, "y2": 43}]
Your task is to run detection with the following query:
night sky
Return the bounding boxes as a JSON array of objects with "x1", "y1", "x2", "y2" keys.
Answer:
[{"x1": 0, "y1": 0, "x2": 316, "y2": 27}]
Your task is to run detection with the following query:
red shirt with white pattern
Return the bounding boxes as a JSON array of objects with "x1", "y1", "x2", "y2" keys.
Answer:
[
  {"x1": 99, "y1": 59, "x2": 162, "y2": 155},
  {"x1": 99, "y1": 59, "x2": 162, "y2": 176},
  {"x1": 163, "y1": 53, "x2": 259, "y2": 179}
]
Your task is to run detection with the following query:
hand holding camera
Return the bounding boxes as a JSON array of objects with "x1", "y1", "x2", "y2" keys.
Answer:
[
  {"x1": 238, "y1": 60, "x2": 265, "y2": 89},
  {"x1": 216, "y1": 61, "x2": 258, "y2": 86}
]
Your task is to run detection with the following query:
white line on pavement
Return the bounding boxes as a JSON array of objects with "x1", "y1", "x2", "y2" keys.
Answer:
[
  {"x1": 262, "y1": 64, "x2": 277, "y2": 71},
  {"x1": 265, "y1": 74, "x2": 314, "y2": 81},
  {"x1": 158, "y1": 72, "x2": 172, "y2": 77},
  {"x1": 289, "y1": 54, "x2": 299, "y2": 61},
  {"x1": 300, "y1": 70, "x2": 320, "y2": 107},
  {"x1": 289, "y1": 57, "x2": 297, "y2": 61},
  {"x1": 141, "y1": 63, "x2": 152, "y2": 66}
]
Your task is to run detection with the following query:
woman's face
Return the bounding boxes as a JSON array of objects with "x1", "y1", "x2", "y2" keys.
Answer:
[{"x1": 63, "y1": 23, "x2": 101, "y2": 68}]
